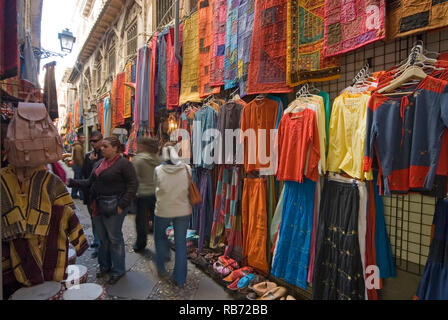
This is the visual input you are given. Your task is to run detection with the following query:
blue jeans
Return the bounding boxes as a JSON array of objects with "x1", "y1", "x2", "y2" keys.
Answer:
[
  {"x1": 93, "y1": 211, "x2": 127, "y2": 277},
  {"x1": 154, "y1": 215, "x2": 190, "y2": 287},
  {"x1": 71, "y1": 165, "x2": 83, "y2": 200}
]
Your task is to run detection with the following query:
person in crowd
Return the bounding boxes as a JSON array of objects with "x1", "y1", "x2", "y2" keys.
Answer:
[
  {"x1": 153, "y1": 143, "x2": 192, "y2": 288},
  {"x1": 132, "y1": 137, "x2": 162, "y2": 252},
  {"x1": 81, "y1": 131, "x2": 104, "y2": 258},
  {"x1": 70, "y1": 133, "x2": 85, "y2": 200},
  {"x1": 68, "y1": 136, "x2": 138, "y2": 284}
]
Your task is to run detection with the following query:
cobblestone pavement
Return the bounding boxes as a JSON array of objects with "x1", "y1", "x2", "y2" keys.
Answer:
[{"x1": 72, "y1": 199, "x2": 235, "y2": 300}]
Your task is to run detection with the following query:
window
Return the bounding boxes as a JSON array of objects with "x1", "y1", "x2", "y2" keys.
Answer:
[
  {"x1": 96, "y1": 64, "x2": 102, "y2": 89},
  {"x1": 157, "y1": 0, "x2": 174, "y2": 27},
  {"x1": 108, "y1": 48, "x2": 116, "y2": 75},
  {"x1": 127, "y1": 23, "x2": 137, "y2": 57}
]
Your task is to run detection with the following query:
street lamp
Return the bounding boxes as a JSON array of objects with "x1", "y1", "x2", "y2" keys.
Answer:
[{"x1": 58, "y1": 28, "x2": 76, "y2": 53}]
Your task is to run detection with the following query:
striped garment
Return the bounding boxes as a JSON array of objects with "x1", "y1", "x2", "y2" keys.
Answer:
[
  {"x1": 1, "y1": 165, "x2": 74, "y2": 241},
  {"x1": 2, "y1": 205, "x2": 88, "y2": 288},
  {"x1": 209, "y1": 166, "x2": 243, "y2": 258}
]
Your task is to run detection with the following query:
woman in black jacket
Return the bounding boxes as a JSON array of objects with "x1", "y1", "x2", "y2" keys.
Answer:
[{"x1": 68, "y1": 136, "x2": 138, "y2": 284}]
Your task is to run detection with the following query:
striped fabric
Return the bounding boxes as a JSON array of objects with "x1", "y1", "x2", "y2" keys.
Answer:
[
  {"x1": 2, "y1": 205, "x2": 88, "y2": 288},
  {"x1": 224, "y1": 0, "x2": 239, "y2": 90},
  {"x1": 1, "y1": 165, "x2": 74, "y2": 241}
]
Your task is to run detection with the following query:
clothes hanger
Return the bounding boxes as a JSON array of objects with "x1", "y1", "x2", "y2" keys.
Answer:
[
  {"x1": 255, "y1": 93, "x2": 266, "y2": 100},
  {"x1": 378, "y1": 65, "x2": 427, "y2": 94}
]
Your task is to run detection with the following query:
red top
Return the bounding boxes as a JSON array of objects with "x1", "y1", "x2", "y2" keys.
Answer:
[{"x1": 276, "y1": 108, "x2": 320, "y2": 182}]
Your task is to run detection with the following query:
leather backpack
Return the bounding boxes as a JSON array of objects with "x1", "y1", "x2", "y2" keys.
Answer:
[{"x1": 4, "y1": 102, "x2": 63, "y2": 168}]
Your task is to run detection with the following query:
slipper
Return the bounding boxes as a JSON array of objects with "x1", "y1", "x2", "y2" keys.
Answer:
[
  {"x1": 286, "y1": 295, "x2": 296, "y2": 300},
  {"x1": 223, "y1": 267, "x2": 253, "y2": 283},
  {"x1": 252, "y1": 281, "x2": 278, "y2": 296},
  {"x1": 237, "y1": 274, "x2": 255, "y2": 289},
  {"x1": 218, "y1": 256, "x2": 239, "y2": 270},
  {"x1": 226, "y1": 277, "x2": 242, "y2": 291},
  {"x1": 280, "y1": 297, "x2": 286, "y2": 300},
  {"x1": 213, "y1": 261, "x2": 231, "y2": 277},
  {"x1": 259, "y1": 286, "x2": 287, "y2": 300}
]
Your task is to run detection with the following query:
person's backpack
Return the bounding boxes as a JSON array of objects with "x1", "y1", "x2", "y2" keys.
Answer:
[{"x1": 4, "y1": 102, "x2": 63, "y2": 168}]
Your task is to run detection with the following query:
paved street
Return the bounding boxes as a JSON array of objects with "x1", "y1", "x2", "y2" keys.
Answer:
[{"x1": 72, "y1": 199, "x2": 234, "y2": 300}]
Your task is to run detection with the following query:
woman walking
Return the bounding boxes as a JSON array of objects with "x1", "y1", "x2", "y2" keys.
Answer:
[
  {"x1": 68, "y1": 136, "x2": 138, "y2": 284},
  {"x1": 154, "y1": 144, "x2": 192, "y2": 287}
]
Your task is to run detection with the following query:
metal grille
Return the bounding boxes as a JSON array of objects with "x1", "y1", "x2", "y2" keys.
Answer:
[
  {"x1": 157, "y1": 0, "x2": 174, "y2": 27},
  {"x1": 127, "y1": 23, "x2": 137, "y2": 57}
]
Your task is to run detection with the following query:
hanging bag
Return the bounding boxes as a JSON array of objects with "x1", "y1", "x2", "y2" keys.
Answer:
[{"x1": 184, "y1": 164, "x2": 202, "y2": 206}]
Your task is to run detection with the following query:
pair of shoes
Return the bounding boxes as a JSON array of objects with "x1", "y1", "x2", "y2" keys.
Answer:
[
  {"x1": 91, "y1": 251, "x2": 98, "y2": 259},
  {"x1": 258, "y1": 286, "x2": 287, "y2": 300},
  {"x1": 96, "y1": 270, "x2": 109, "y2": 278},
  {"x1": 108, "y1": 274, "x2": 124, "y2": 285}
]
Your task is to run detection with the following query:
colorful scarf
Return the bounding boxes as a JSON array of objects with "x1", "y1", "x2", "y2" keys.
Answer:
[
  {"x1": 198, "y1": 0, "x2": 221, "y2": 98},
  {"x1": 135, "y1": 45, "x2": 150, "y2": 126},
  {"x1": 237, "y1": 0, "x2": 255, "y2": 97},
  {"x1": 166, "y1": 26, "x2": 182, "y2": 109},
  {"x1": 124, "y1": 60, "x2": 133, "y2": 119},
  {"x1": 43, "y1": 61, "x2": 59, "y2": 121},
  {"x1": 94, "y1": 154, "x2": 121, "y2": 177},
  {"x1": 324, "y1": 0, "x2": 386, "y2": 57},
  {"x1": 210, "y1": 0, "x2": 227, "y2": 86},
  {"x1": 103, "y1": 96, "x2": 111, "y2": 137},
  {"x1": 386, "y1": 0, "x2": 448, "y2": 40},
  {"x1": 287, "y1": 0, "x2": 340, "y2": 86},
  {"x1": 156, "y1": 28, "x2": 169, "y2": 111},
  {"x1": 247, "y1": 0, "x2": 292, "y2": 94},
  {"x1": 149, "y1": 35, "x2": 158, "y2": 132},
  {"x1": 112, "y1": 72, "x2": 126, "y2": 129},
  {"x1": 74, "y1": 99, "x2": 81, "y2": 128},
  {"x1": 97, "y1": 99, "x2": 105, "y2": 135},
  {"x1": 224, "y1": 0, "x2": 240, "y2": 90},
  {"x1": 179, "y1": 12, "x2": 202, "y2": 105}
]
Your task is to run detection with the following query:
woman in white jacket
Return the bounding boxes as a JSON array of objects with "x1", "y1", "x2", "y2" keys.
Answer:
[{"x1": 153, "y1": 144, "x2": 192, "y2": 287}]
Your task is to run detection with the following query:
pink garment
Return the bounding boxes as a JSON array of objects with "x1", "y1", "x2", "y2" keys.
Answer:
[
  {"x1": 50, "y1": 162, "x2": 66, "y2": 183},
  {"x1": 94, "y1": 154, "x2": 121, "y2": 176}
]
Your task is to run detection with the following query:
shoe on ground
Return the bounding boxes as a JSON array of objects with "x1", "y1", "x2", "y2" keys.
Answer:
[
  {"x1": 91, "y1": 251, "x2": 98, "y2": 259},
  {"x1": 96, "y1": 270, "x2": 109, "y2": 278},
  {"x1": 108, "y1": 274, "x2": 124, "y2": 285},
  {"x1": 133, "y1": 244, "x2": 146, "y2": 253}
]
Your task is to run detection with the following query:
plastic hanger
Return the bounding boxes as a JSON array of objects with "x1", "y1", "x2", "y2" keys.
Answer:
[{"x1": 378, "y1": 66, "x2": 427, "y2": 94}]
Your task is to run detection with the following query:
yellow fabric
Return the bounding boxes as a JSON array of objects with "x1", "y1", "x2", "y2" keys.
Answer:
[
  {"x1": 1, "y1": 165, "x2": 74, "y2": 241},
  {"x1": 327, "y1": 92, "x2": 373, "y2": 180},
  {"x1": 124, "y1": 61, "x2": 133, "y2": 119},
  {"x1": 179, "y1": 12, "x2": 202, "y2": 105}
]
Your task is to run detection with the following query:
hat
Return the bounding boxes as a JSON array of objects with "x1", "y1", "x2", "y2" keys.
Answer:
[{"x1": 162, "y1": 146, "x2": 181, "y2": 165}]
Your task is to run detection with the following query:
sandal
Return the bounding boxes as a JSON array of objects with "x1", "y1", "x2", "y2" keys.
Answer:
[
  {"x1": 218, "y1": 256, "x2": 239, "y2": 270},
  {"x1": 213, "y1": 261, "x2": 232, "y2": 277},
  {"x1": 286, "y1": 295, "x2": 296, "y2": 300},
  {"x1": 259, "y1": 286, "x2": 287, "y2": 300},
  {"x1": 223, "y1": 267, "x2": 253, "y2": 283},
  {"x1": 252, "y1": 281, "x2": 278, "y2": 296},
  {"x1": 237, "y1": 274, "x2": 255, "y2": 289}
]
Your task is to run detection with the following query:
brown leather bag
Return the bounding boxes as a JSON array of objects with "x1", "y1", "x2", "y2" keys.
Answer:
[
  {"x1": 184, "y1": 165, "x2": 202, "y2": 206},
  {"x1": 4, "y1": 102, "x2": 63, "y2": 168}
]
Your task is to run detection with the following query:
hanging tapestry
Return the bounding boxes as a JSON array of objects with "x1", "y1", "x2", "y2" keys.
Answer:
[
  {"x1": 156, "y1": 27, "x2": 169, "y2": 112},
  {"x1": 198, "y1": 0, "x2": 221, "y2": 98},
  {"x1": 124, "y1": 61, "x2": 133, "y2": 119},
  {"x1": 247, "y1": 0, "x2": 292, "y2": 95},
  {"x1": 112, "y1": 72, "x2": 125, "y2": 129},
  {"x1": 166, "y1": 26, "x2": 182, "y2": 109},
  {"x1": 74, "y1": 99, "x2": 81, "y2": 129},
  {"x1": 149, "y1": 35, "x2": 158, "y2": 132},
  {"x1": 210, "y1": 0, "x2": 227, "y2": 86},
  {"x1": 224, "y1": 0, "x2": 240, "y2": 90},
  {"x1": 131, "y1": 59, "x2": 136, "y2": 119},
  {"x1": 287, "y1": 0, "x2": 341, "y2": 86},
  {"x1": 135, "y1": 45, "x2": 150, "y2": 126},
  {"x1": 97, "y1": 99, "x2": 105, "y2": 134},
  {"x1": 237, "y1": 0, "x2": 255, "y2": 97},
  {"x1": 324, "y1": 0, "x2": 386, "y2": 57},
  {"x1": 179, "y1": 12, "x2": 202, "y2": 105},
  {"x1": 386, "y1": 0, "x2": 448, "y2": 40}
]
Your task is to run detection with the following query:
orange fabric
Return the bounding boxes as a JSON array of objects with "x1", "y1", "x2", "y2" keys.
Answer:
[
  {"x1": 198, "y1": 0, "x2": 221, "y2": 98},
  {"x1": 149, "y1": 35, "x2": 158, "y2": 131},
  {"x1": 112, "y1": 72, "x2": 126, "y2": 129},
  {"x1": 97, "y1": 99, "x2": 105, "y2": 136},
  {"x1": 276, "y1": 108, "x2": 320, "y2": 182},
  {"x1": 124, "y1": 61, "x2": 133, "y2": 119},
  {"x1": 240, "y1": 98, "x2": 279, "y2": 173},
  {"x1": 242, "y1": 178, "x2": 269, "y2": 275}
]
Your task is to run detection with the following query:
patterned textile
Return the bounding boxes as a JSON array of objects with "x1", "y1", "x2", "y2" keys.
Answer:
[
  {"x1": 135, "y1": 45, "x2": 150, "y2": 126},
  {"x1": 210, "y1": 0, "x2": 227, "y2": 86},
  {"x1": 74, "y1": 99, "x2": 81, "y2": 128},
  {"x1": 237, "y1": 0, "x2": 255, "y2": 97},
  {"x1": 287, "y1": 0, "x2": 340, "y2": 86},
  {"x1": 156, "y1": 28, "x2": 169, "y2": 112},
  {"x1": 2, "y1": 205, "x2": 88, "y2": 288},
  {"x1": 124, "y1": 61, "x2": 133, "y2": 119},
  {"x1": 103, "y1": 96, "x2": 112, "y2": 137},
  {"x1": 198, "y1": 0, "x2": 221, "y2": 98},
  {"x1": 179, "y1": 12, "x2": 202, "y2": 105},
  {"x1": 0, "y1": 77, "x2": 42, "y2": 103},
  {"x1": 271, "y1": 179, "x2": 316, "y2": 290},
  {"x1": 210, "y1": 166, "x2": 241, "y2": 251},
  {"x1": 247, "y1": 0, "x2": 292, "y2": 94},
  {"x1": 43, "y1": 62, "x2": 59, "y2": 121},
  {"x1": 192, "y1": 106, "x2": 218, "y2": 170},
  {"x1": 1, "y1": 165, "x2": 74, "y2": 241},
  {"x1": 324, "y1": 0, "x2": 386, "y2": 57},
  {"x1": 149, "y1": 35, "x2": 158, "y2": 131},
  {"x1": 131, "y1": 59, "x2": 137, "y2": 118},
  {"x1": 112, "y1": 72, "x2": 126, "y2": 129},
  {"x1": 224, "y1": 0, "x2": 240, "y2": 90},
  {"x1": 97, "y1": 99, "x2": 105, "y2": 134},
  {"x1": 0, "y1": 0, "x2": 18, "y2": 80},
  {"x1": 387, "y1": 0, "x2": 448, "y2": 40},
  {"x1": 166, "y1": 26, "x2": 182, "y2": 109}
]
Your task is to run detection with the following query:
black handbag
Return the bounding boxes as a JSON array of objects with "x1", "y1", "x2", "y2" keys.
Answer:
[{"x1": 97, "y1": 195, "x2": 120, "y2": 217}]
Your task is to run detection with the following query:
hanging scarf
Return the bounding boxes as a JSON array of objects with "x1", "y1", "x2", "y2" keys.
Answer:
[
  {"x1": 224, "y1": 0, "x2": 240, "y2": 90},
  {"x1": 237, "y1": 0, "x2": 255, "y2": 97},
  {"x1": 210, "y1": 0, "x2": 227, "y2": 86},
  {"x1": 95, "y1": 154, "x2": 121, "y2": 177},
  {"x1": 166, "y1": 26, "x2": 182, "y2": 109}
]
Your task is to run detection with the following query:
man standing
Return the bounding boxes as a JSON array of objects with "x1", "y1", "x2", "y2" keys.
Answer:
[
  {"x1": 81, "y1": 131, "x2": 104, "y2": 258},
  {"x1": 71, "y1": 133, "x2": 85, "y2": 199}
]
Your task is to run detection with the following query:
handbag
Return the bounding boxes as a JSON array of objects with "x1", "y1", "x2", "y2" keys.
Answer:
[
  {"x1": 97, "y1": 195, "x2": 120, "y2": 217},
  {"x1": 184, "y1": 165, "x2": 202, "y2": 206}
]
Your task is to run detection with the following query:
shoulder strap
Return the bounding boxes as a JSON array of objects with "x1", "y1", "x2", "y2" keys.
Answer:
[{"x1": 184, "y1": 164, "x2": 192, "y2": 182}]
